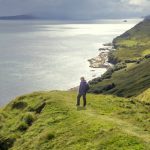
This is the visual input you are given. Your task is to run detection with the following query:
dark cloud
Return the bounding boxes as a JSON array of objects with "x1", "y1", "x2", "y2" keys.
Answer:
[{"x1": 0, "y1": 0, "x2": 149, "y2": 19}]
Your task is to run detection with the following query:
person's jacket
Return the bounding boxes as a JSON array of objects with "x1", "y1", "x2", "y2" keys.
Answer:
[{"x1": 79, "y1": 80, "x2": 89, "y2": 95}]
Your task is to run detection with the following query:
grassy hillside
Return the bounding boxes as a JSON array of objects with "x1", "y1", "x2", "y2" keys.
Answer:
[
  {"x1": 89, "y1": 58, "x2": 150, "y2": 97},
  {"x1": 112, "y1": 19, "x2": 150, "y2": 62},
  {"x1": 136, "y1": 88, "x2": 150, "y2": 104},
  {"x1": 89, "y1": 18, "x2": 150, "y2": 97},
  {"x1": 0, "y1": 91, "x2": 150, "y2": 150}
]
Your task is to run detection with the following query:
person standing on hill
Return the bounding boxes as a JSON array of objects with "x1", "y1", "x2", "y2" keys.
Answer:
[{"x1": 76, "y1": 77, "x2": 89, "y2": 107}]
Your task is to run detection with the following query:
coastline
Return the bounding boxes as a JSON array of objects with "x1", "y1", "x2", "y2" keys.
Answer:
[
  {"x1": 0, "y1": 41, "x2": 115, "y2": 105},
  {"x1": 88, "y1": 43, "x2": 114, "y2": 69},
  {"x1": 69, "y1": 42, "x2": 115, "y2": 91},
  {"x1": 2, "y1": 19, "x2": 142, "y2": 107}
]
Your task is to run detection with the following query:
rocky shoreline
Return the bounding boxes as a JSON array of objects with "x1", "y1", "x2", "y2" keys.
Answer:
[
  {"x1": 88, "y1": 43, "x2": 115, "y2": 69},
  {"x1": 69, "y1": 43, "x2": 115, "y2": 91}
]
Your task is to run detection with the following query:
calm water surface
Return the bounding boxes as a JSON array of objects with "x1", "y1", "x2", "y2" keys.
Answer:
[{"x1": 0, "y1": 19, "x2": 141, "y2": 106}]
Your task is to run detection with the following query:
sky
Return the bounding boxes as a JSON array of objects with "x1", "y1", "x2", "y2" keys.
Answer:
[{"x1": 0, "y1": 0, "x2": 149, "y2": 19}]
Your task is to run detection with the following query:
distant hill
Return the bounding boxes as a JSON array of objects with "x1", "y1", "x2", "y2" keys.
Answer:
[
  {"x1": 0, "y1": 14, "x2": 38, "y2": 20},
  {"x1": 144, "y1": 15, "x2": 150, "y2": 20}
]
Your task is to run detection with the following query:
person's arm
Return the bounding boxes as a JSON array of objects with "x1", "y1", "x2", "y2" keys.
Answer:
[{"x1": 86, "y1": 83, "x2": 90, "y2": 91}]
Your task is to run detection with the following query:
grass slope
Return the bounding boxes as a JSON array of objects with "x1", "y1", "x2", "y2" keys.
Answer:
[
  {"x1": 0, "y1": 91, "x2": 150, "y2": 150},
  {"x1": 113, "y1": 19, "x2": 150, "y2": 61},
  {"x1": 136, "y1": 88, "x2": 150, "y2": 104},
  {"x1": 89, "y1": 59, "x2": 150, "y2": 97},
  {"x1": 89, "y1": 19, "x2": 150, "y2": 97}
]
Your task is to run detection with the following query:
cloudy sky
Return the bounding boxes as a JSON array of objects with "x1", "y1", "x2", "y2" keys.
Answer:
[{"x1": 0, "y1": 0, "x2": 149, "y2": 19}]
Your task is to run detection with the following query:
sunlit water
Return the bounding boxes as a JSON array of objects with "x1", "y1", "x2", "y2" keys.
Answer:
[{"x1": 0, "y1": 19, "x2": 141, "y2": 106}]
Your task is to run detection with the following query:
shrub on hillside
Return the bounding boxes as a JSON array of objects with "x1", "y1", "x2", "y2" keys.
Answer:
[
  {"x1": 12, "y1": 101, "x2": 27, "y2": 109},
  {"x1": 39, "y1": 131, "x2": 55, "y2": 141},
  {"x1": 46, "y1": 133, "x2": 55, "y2": 140},
  {"x1": 145, "y1": 54, "x2": 150, "y2": 59},
  {"x1": 89, "y1": 83, "x2": 115, "y2": 94},
  {"x1": 17, "y1": 122, "x2": 28, "y2": 131},
  {"x1": 34, "y1": 102, "x2": 46, "y2": 114},
  {"x1": 0, "y1": 135, "x2": 16, "y2": 150},
  {"x1": 89, "y1": 87, "x2": 103, "y2": 94},
  {"x1": 125, "y1": 58, "x2": 144, "y2": 64},
  {"x1": 22, "y1": 112, "x2": 35, "y2": 126},
  {"x1": 125, "y1": 59, "x2": 137, "y2": 63},
  {"x1": 108, "y1": 51, "x2": 120, "y2": 64},
  {"x1": 103, "y1": 83, "x2": 115, "y2": 91},
  {"x1": 113, "y1": 62, "x2": 127, "y2": 71},
  {"x1": 28, "y1": 102, "x2": 46, "y2": 113},
  {"x1": 88, "y1": 77, "x2": 102, "y2": 85},
  {"x1": 101, "y1": 68, "x2": 114, "y2": 79},
  {"x1": 17, "y1": 112, "x2": 35, "y2": 131}
]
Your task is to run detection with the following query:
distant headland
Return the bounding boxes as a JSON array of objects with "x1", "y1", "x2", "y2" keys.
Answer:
[{"x1": 0, "y1": 14, "x2": 38, "y2": 20}]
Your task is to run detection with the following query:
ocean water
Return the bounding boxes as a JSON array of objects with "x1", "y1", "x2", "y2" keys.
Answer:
[{"x1": 0, "y1": 19, "x2": 141, "y2": 106}]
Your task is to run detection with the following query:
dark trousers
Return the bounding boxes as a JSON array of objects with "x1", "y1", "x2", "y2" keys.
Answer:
[{"x1": 77, "y1": 93, "x2": 86, "y2": 107}]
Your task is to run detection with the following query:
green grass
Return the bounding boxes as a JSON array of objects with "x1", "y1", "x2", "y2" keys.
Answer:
[
  {"x1": 113, "y1": 20, "x2": 150, "y2": 61},
  {"x1": 142, "y1": 49, "x2": 150, "y2": 56},
  {"x1": 89, "y1": 59, "x2": 150, "y2": 97},
  {"x1": 136, "y1": 88, "x2": 150, "y2": 104},
  {"x1": 0, "y1": 91, "x2": 150, "y2": 150}
]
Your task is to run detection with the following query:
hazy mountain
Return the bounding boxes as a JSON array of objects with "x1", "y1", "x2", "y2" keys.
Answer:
[{"x1": 0, "y1": 14, "x2": 38, "y2": 20}]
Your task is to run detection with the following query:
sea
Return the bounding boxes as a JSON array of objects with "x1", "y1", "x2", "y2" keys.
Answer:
[{"x1": 0, "y1": 19, "x2": 141, "y2": 106}]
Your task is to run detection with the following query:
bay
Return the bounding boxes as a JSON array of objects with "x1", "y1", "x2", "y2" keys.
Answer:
[{"x1": 0, "y1": 19, "x2": 141, "y2": 106}]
